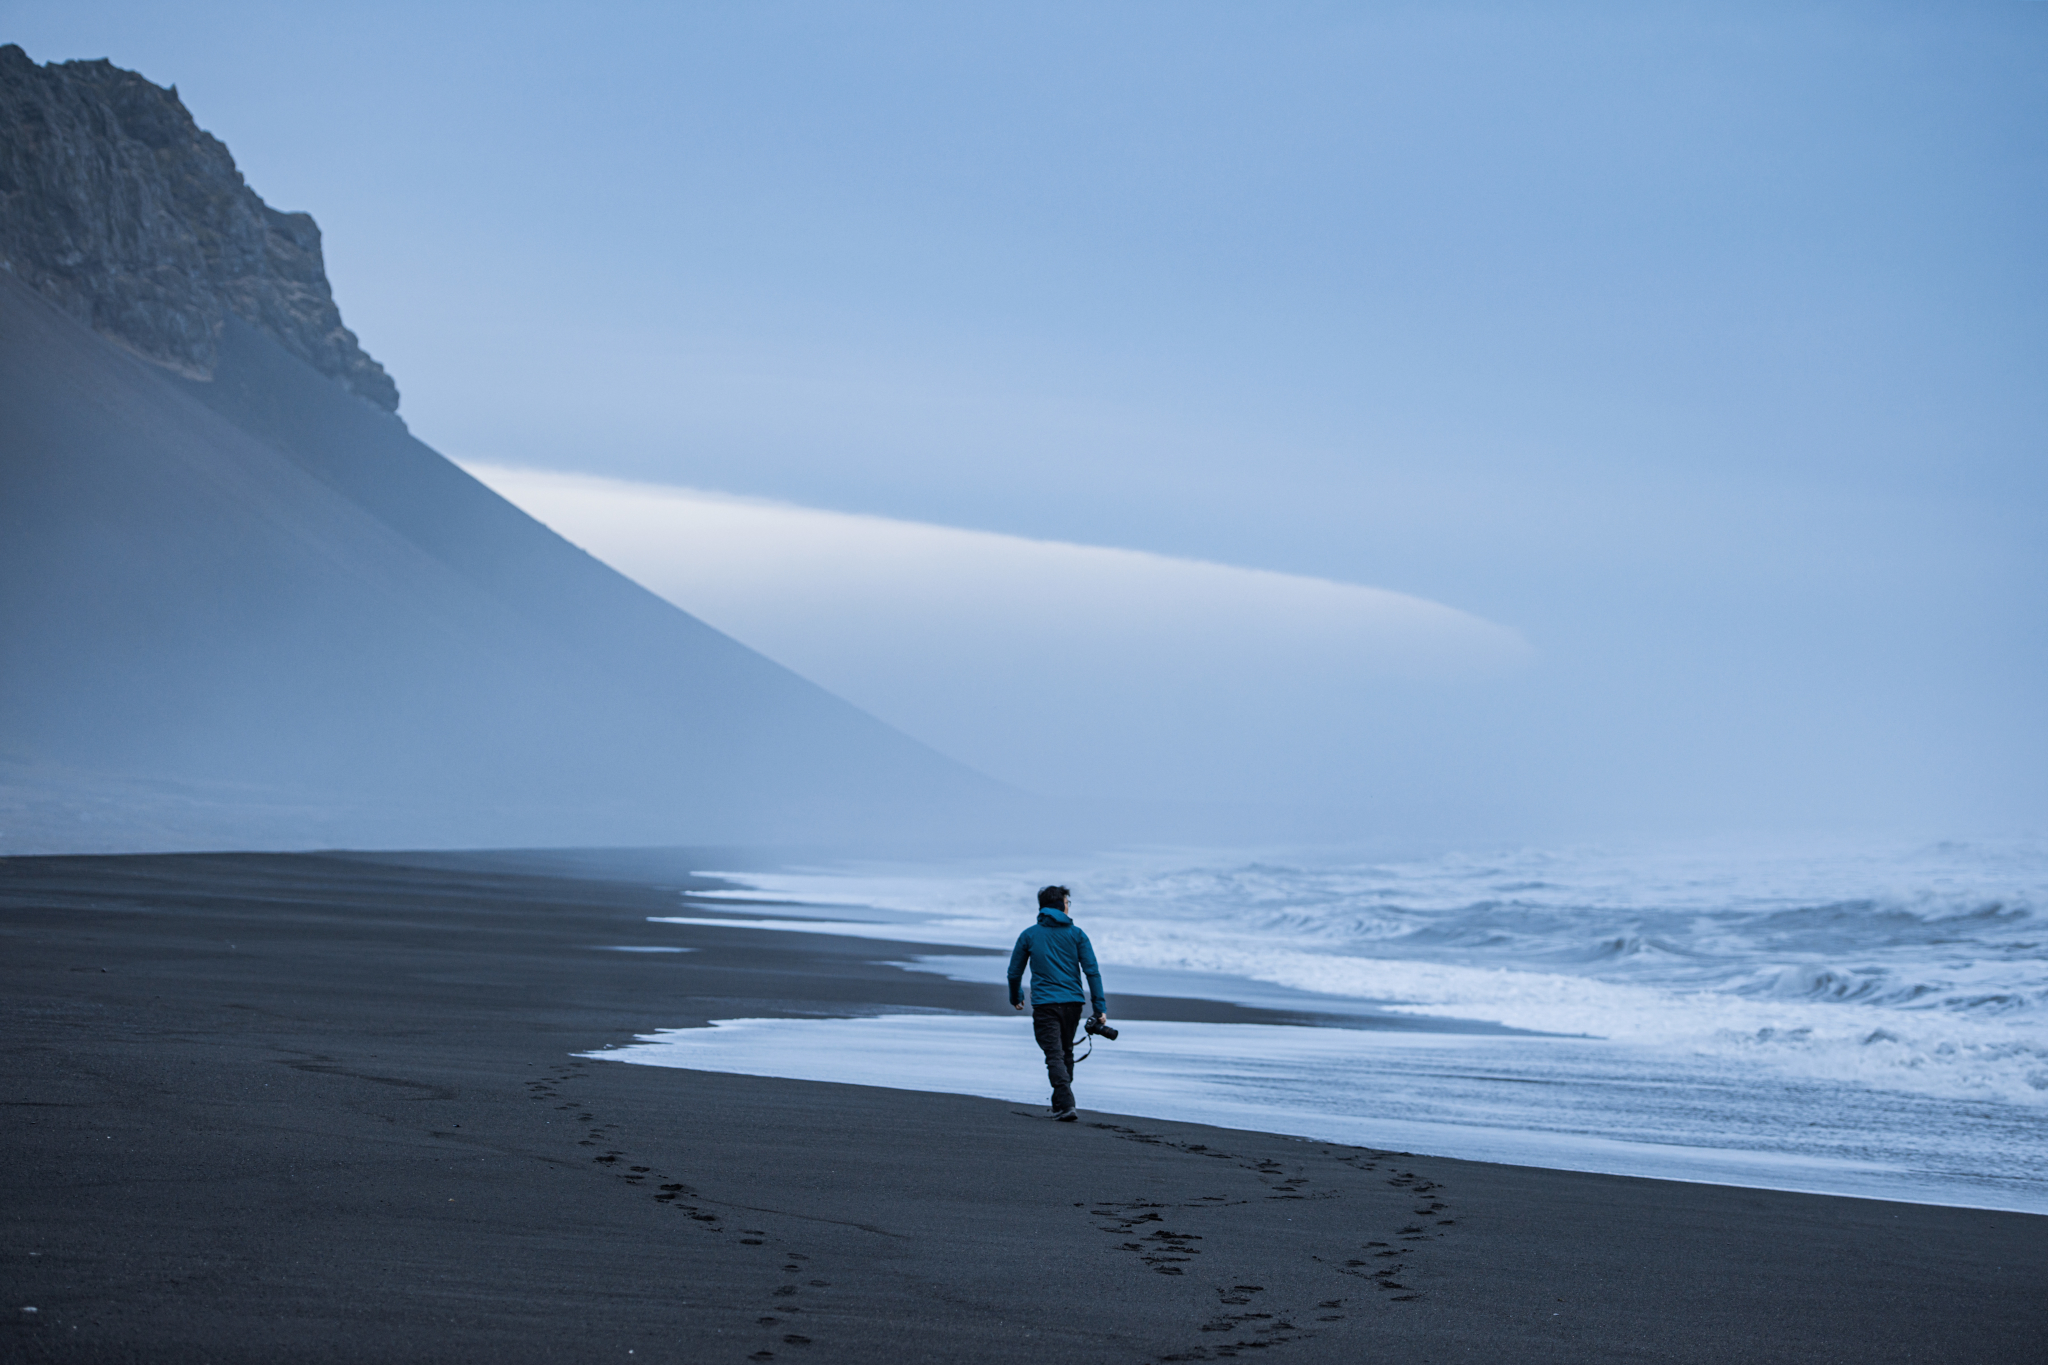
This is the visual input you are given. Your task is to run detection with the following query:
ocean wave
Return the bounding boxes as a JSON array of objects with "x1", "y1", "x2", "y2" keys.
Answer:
[{"x1": 707, "y1": 835, "x2": 2048, "y2": 1107}]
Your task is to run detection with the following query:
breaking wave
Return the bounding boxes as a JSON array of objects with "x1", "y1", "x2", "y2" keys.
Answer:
[{"x1": 713, "y1": 837, "x2": 2048, "y2": 1107}]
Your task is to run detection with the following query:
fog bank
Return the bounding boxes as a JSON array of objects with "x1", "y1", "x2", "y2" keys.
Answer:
[{"x1": 465, "y1": 464, "x2": 1529, "y2": 821}]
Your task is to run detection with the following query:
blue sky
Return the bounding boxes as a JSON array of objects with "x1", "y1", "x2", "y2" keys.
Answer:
[{"x1": 8, "y1": 1, "x2": 2044, "y2": 835}]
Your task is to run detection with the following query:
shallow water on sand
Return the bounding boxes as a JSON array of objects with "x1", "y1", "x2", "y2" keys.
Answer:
[{"x1": 599, "y1": 836, "x2": 2048, "y2": 1212}]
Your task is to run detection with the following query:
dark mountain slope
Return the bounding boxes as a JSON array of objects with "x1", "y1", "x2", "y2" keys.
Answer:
[
  {"x1": 0, "y1": 49, "x2": 1024, "y2": 852},
  {"x1": 0, "y1": 268, "x2": 1015, "y2": 849}
]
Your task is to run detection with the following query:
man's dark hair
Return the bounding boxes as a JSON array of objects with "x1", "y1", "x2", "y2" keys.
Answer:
[{"x1": 1037, "y1": 885, "x2": 1071, "y2": 910}]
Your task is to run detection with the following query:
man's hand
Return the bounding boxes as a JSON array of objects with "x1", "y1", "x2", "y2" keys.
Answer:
[
  {"x1": 1092, "y1": 1012, "x2": 1108, "y2": 1026},
  {"x1": 1013, "y1": 1002, "x2": 1025, "y2": 1012}
]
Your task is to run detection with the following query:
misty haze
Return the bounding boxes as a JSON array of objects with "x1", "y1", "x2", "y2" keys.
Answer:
[{"x1": 2, "y1": 6, "x2": 2042, "y2": 1364}]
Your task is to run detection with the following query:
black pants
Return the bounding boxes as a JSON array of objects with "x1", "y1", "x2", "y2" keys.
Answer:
[{"x1": 1032, "y1": 1001, "x2": 1084, "y2": 1111}]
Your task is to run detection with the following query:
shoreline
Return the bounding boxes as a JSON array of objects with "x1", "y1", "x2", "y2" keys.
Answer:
[
  {"x1": 592, "y1": 1013, "x2": 2048, "y2": 1217},
  {"x1": 4, "y1": 849, "x2": 2042, "y2": 1362},
  {"x1": 636, "y1": 867, "x2": 2048, "y2": 1216}
]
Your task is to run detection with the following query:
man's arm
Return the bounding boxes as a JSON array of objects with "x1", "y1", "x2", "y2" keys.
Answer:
[
  {"x1": 1006, "y1": 930, "x2": 1032, "y2": 1011},
  {"x1": 1079, "y1": 933, "x2": 1107, "y2": 1018}
]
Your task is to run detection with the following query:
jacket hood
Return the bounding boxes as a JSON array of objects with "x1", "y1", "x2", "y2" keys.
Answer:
[{"x1": 1036, "y1": 908, "x2": 1074, "y2": 927}]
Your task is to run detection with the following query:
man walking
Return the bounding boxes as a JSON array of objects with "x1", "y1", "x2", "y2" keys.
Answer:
[{"x1": 1008, "y1": 885, "x2": 1109, "y2": 1122}]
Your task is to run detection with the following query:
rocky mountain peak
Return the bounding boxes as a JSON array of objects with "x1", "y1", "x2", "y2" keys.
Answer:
[{"x1": 0, "y1": 44, "x2": 398, "y2": 411}]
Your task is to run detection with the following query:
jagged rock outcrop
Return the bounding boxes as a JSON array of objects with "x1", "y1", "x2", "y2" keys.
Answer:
[{"x1": 0, "y1": 44, "x2": 397, "y2": 410}]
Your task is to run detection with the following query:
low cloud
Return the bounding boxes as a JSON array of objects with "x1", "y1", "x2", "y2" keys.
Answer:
[{"x1": 466, "y1": 463, "x2": 1531, "y2": 813}]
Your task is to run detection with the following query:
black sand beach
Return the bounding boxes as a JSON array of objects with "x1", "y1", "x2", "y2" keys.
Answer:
[{"x1": 3, "y1": 851, "x2": 2041, "y2": 1364}]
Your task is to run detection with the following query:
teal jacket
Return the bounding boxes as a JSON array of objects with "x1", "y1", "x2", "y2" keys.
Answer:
[{"x1": 1007, "y1": 908, "x2": 1107, "y2": 1013}]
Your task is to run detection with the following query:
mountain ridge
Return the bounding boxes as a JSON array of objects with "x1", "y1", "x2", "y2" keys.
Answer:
[
  {"x1": 0, "y1": 43, "x2": 397, "y2": 410},
  {"x1": 0, "y1": 51, "x2": 1050, "y2": 854}
]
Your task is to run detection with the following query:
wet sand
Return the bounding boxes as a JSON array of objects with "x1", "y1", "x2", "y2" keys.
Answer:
[{"x1": 3, "y1": 851, "x2": 2041, "y2": 1363}]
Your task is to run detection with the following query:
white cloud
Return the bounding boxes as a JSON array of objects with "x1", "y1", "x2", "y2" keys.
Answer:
[{"x1": 465, "y1": 463, "x2": 1530, "y2": 804}]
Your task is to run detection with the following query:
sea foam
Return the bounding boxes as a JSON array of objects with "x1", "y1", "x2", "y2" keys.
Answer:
[{"x1": 612, "y1": 836, "x2": 2046, "y2": 1209}]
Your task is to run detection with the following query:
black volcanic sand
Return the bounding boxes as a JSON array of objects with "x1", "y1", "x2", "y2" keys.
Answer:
[{"x1": 2, "y1": 853, "x2": 2041, "y2": 1364}]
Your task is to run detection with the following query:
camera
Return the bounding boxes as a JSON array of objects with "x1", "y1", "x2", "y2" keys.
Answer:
[{"x1": 1084, "y1": 1016, "x2": 1118, "y2": 1041}]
